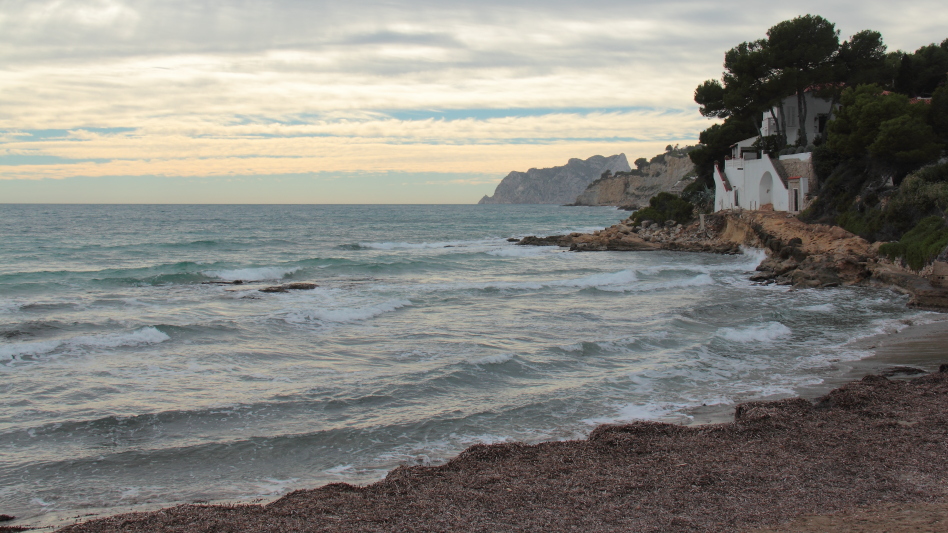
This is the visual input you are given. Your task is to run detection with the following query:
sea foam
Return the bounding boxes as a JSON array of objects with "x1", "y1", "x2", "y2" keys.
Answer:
[
  {"x1": 471, "y1": 353, "x2": 515, "y2": 365},
  {"x1": 0, "y1": 327, "x2": 171, "y2": 361},
  {"x1": 284, "y1": 300, "x2": 411, "y2": 324},
  {"x1": 715, "y1": 322, "x2": 792, "y2": 343}
]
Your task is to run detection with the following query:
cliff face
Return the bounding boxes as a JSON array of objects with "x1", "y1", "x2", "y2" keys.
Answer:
[
  {"x1": 573, "y1": 154, "x2": 695, "y2": 208},
  {"x1": 478, "y1": 154, "x2": 631, "y2": 205}
]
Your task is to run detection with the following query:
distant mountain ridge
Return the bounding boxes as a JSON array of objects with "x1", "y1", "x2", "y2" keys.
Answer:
[{"x1": 478, "y1": 154, "x2": 631, "y2": 205}]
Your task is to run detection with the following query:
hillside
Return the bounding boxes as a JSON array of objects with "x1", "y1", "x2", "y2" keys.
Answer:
[
  {"x1": 478, "y1": 154, "x2": 631, "y2": 205},
  {"x1": 572, "y1": 151, "x2": 695, "y2": 208}
]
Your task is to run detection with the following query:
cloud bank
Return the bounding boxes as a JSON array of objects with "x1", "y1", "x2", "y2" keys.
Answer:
[{"x1": 1, "y1": 0, "x2": 946, "y2": 202}]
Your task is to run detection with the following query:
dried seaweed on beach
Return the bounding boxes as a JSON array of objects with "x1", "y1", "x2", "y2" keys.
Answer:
[{"x1": 57, "y1": 370, "x2": 948, "y2": 532}]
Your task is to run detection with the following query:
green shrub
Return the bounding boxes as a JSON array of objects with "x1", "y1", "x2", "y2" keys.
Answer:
[
  {"x1": 879, "y1": 215, "x2": 948, "y2": 270},
  {"x1": 632, "y1": 192, "x2": 695, "y2": 226},
  {"x1": 681, "y1": 180, "x2": 713, "y2": 213}
]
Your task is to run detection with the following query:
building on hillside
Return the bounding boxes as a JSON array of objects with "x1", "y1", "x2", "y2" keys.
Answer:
[{"x1": 713, "y1": 92, "x2": 831, "y2": 213}]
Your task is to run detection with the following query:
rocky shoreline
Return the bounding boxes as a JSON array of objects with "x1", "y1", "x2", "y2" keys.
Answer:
[
  {"x1": 518, "y1": 210, "x2": 948, "y2": 309},
  {"x1": 45, "y1": 368, "x2": 948, "y2": 532}
]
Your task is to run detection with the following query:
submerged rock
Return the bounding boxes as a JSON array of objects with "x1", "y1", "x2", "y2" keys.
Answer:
[
  {"x1": 259, "y1": 286, "x2": 287, "y2": 293},
  {"x1": 259, "y1": 282, "x2": 318, "y2": 293},
  {"x1": 283, "y1": 282, "x2": 317, "y2": 290}
]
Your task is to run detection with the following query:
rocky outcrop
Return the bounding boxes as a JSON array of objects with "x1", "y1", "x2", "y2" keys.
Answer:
[
  {"x1": 517, "y1": 209, "x2": 948, "y2": 307},
  {"x1": 478, "y1": 154, "x2": 631, "y2": 205},
  {"x1": 572, "y1": 154, "x2": 695, "y2": 208}
]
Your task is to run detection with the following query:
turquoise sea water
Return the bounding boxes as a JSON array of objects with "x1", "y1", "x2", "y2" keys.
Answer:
[{"x1": 0, "y1": 204, "x2": 926, "y2": 526}]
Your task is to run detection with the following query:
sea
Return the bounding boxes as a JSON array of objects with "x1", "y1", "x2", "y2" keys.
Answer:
[{"x1": 0, "y1": 204, "x2": 931, "y2": 527}]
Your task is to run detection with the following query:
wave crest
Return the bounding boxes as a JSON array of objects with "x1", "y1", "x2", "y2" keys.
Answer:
[
  {"x1": 715, "y1": 322, "x2": 792, "y2": 343},
  {"x1": 0, "y1": 327, "x2": 171, "y2": 361}
]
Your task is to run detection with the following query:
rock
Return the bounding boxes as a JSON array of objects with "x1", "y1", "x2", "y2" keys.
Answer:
[
  {"x1": 283, "y1": 282, "x2": 317, "y2": 290},
  {"x1": 260, "y1": 286, "x2": 287, "y2": 293},
  {"x1": 506, "y1": 238, "x2": 519, "y2": 242},
  {"x1": 572, "y1": 152, "x2": 695, "y2": 207},
  {"x1": 640, "y1": 219, "x2": 653, "y2": 228},
  {"x1": 665, "y1": 220, "x2": 676, "y2": 228},
  {"x1": 518, "y1": 235, "x2": 570, "y2": 246},
  {"x1": 879, "y1": 366, "x2": 927, "y2": 377},
  {"x1": 479, "y1": 154, "x2": 632, "y2": 205}
]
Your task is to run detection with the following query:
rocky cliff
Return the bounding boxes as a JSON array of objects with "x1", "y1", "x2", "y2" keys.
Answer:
[
  {"x1": 478, "y1": 154, "x2": 631, "y2": 205},
  {"x1": 572, "y1": 153, "x2": 695, "y2": 208}
]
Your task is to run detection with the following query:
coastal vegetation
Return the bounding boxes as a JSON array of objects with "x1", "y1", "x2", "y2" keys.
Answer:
[
  {"x1": 630, "y1": 192, "x2": 695, "y2": 226},
  {"x1": 673, "y1": 14, "x2": 948, "y2": 270}
]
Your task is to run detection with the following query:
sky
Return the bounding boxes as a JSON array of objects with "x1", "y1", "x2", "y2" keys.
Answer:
[{"x1": 1, "y1": 0, "x2": 947, "y2": 203}]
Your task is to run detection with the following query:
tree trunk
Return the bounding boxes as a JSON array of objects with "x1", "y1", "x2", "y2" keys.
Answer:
[
  {"x1": 778, "y1": 102, "x2": 789, "y2": 147},
  {"x1": 796, "y1": 89, "x2": 808, "y2": 146},
  {"x1": 822, "y1": 93, "x2": 841, "y2": 143},
  {"x1": 769, "y1": 108, "x2": 784, "y2": 147}
]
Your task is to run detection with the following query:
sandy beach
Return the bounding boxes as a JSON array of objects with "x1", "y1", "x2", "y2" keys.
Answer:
[{"x1": 10, "y1": 315, "x2": 940, "y2": 533}]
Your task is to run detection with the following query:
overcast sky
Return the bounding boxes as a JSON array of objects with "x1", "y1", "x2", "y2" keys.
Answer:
[{"x1": 2, "y1": 0, "x2": 946, "y2": 203}]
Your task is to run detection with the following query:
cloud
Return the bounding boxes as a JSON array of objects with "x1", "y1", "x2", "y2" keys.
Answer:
[{"x1": 1, "y1": 0, "x2": 946, "y2": 201}]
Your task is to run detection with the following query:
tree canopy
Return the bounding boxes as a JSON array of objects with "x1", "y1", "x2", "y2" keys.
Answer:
[{"x1": 693, "y1": 15, "x2": 889, "y2": 149}]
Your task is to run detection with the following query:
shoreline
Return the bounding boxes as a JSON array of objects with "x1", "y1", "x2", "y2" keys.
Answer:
[
  {"x1": 45, "y1": 362, "x2": 948, "y2": 533},
  {"x1": 10, "y1": 212, "x2": 948, "y2": 532},
  {"x1": 5, "y1": 315, "x2": 942, "y2": 533},
  {"x1": 518, "y1": 209, "x2": 948, "y2": 308}
]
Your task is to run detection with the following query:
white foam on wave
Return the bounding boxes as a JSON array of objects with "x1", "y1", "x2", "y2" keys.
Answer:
[
  {"x1": 582, "y1": 402, "x2": 677, "y2": 425},
  {"x1": 359, "y1": 240, "x2": 481, "y2": 251},
  {"x1": 553, "y1": 269, "x2": 638, "y2": 288},
  {"x1": 716, "y1": 321, "x2": 792, "y2": 343},
  {"x1": 443, "y1": 269, "x2": 713, "y2": 294},
  {"x1": 634, "y1": 274, "x2": 715, "y2": 292},
  {"x1": 325, "y1": 464, "x2": 353, "y2": 475},
  {"x1": 471, "y1": 353, "x2": 515, "y2": 365},
  {"x1": 252, "y1": 477, "x2": 300, "y2": 495},
  {"x1": 284, "y1": 299, "x2": 411, "y2": 324},
  {"x1": 475, "y1": 269, "x2": 639, "y2": 292},
  {"x1": 738, "y1": 246, "x2": 768, "y2": 269},
  {"x1": 801, "y1": 303, "x2": 835, "y2": 312},
  {"x1": 0, "y1": 326, "x2": 171, "y2": 361},
  {"x1": 699, "y1": 247, "x2": 768, "y2": 274},
  {"x1": 0, "y1": 300, "x2": 21, "y2": 314},
  {"x1": 205, "y1": 266, "x2": 300, "y2": 281},
  {"x1": 485, "y1": 246, "x2": 551, "y2": 258}
]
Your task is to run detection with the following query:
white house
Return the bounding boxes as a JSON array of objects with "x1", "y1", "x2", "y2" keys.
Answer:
[
  {"x1": 713, "y1": 92, "x2": 830, "y2": 213},
  {"x1": 760, "y1": 90, "x2": 835, "y2": 146}
]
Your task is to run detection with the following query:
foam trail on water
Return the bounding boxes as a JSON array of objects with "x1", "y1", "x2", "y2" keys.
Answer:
[
  {"x1": 284, "y1": 300, "x2": 412, "y2": 324},
  {"x1": 205, "y1": 266, "x2": 300, "y2": 281}
]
